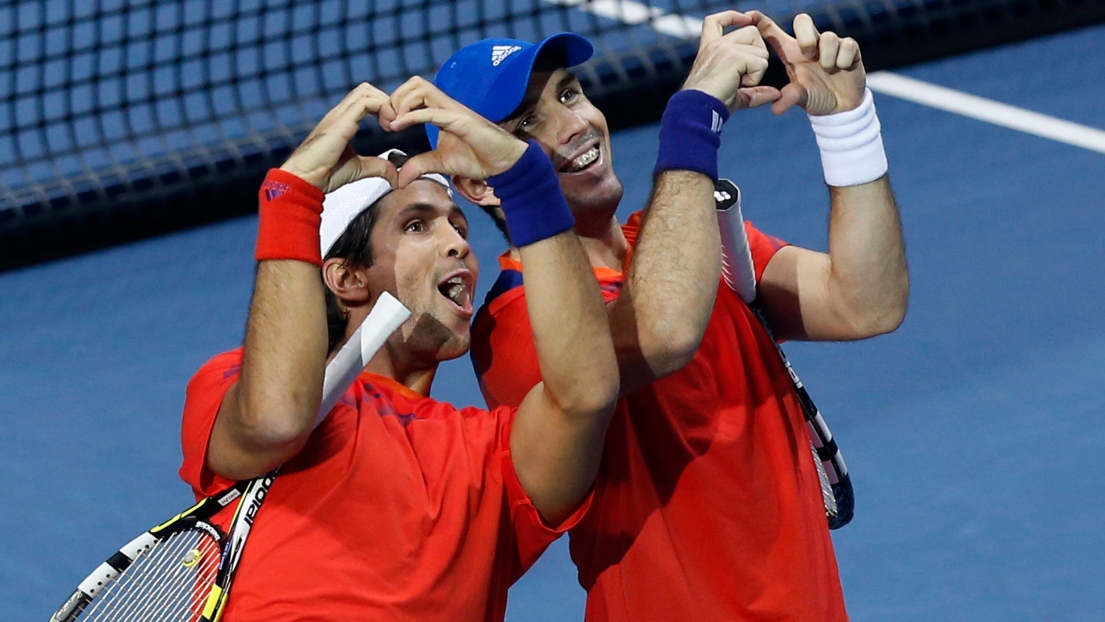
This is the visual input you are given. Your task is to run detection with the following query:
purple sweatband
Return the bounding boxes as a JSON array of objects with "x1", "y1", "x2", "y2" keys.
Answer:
[
  {"x1": 488, "y1": 140, "x2": 575, "y2": 248},
  {"x1": 653, "y1": 89, "x2": 730, "y2": 180}
]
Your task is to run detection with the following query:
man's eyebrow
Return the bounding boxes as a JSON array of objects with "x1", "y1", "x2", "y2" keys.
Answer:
[
  {"x1": 397, "y1": 201, "x2": 465, "y2": 223},
  {"x1": 449, "y1": 204, "x2": 468, "y2": 225},
  {"x1": 554, "y1": 70, "x2": 579, "y2": 94},
  {"x1": 505, "y1": 70, "x2": 580, "y2": 123},
  {"x1": 395, "y1": 203, "x2": 439, "y2": 220}
]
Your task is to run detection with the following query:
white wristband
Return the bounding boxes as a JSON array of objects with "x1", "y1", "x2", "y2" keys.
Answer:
[{"x1": 807, "y1": 89, "x2": 888, "y2": 187}]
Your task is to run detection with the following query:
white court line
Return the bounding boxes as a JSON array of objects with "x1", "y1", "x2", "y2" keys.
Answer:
[
  {"x1": 544, "y1": 0, "x2": 702, "y2": 37},
  {"x1": 866, "y1": 72, "x2": 1105, "y2": 154},
  {"x1": 547, "y1": 0, "x2": 1105, "y2": 154}
]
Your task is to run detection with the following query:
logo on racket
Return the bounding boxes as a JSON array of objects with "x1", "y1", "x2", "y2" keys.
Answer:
[{"x1": 243, "y1": 474, "x2": 276, "y2": 526}]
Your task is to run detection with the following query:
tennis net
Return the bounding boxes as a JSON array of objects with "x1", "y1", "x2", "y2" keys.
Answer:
[{"x1": 2, "y1": 0, "x2": 1102, "y2": 269}]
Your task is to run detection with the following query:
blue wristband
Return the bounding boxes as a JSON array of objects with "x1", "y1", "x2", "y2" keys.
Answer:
[
  {"x1": 488, "y1": 141, "x2": 575, "y2": 248},
  {"x1": 653, "y1": 90, "x2": 730, "y2": 181}
]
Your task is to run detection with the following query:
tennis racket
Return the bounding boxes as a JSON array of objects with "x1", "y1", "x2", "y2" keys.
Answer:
[
  {"x1": 715, "y1": 179, "x2": 855, "y2": 529},
  {"x1": 49, "y1": 292, "x2": 411, "y2": 621}
]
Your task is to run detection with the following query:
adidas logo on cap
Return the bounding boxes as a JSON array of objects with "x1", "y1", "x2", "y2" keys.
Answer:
[{"x1": 490, "y1": 45, "x2": 522, "y2": 66}]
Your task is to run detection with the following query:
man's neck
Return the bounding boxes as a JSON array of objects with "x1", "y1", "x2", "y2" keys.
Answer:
[{"x1": 364, "y1": 346, "x2": 436, "y2": 396}]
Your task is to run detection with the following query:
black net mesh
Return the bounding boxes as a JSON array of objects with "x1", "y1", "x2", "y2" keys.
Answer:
[{"x1": 2, "y1": 0, "x2": 1103, "y2": 269}]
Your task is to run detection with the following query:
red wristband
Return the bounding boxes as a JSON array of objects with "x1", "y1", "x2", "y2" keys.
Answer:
[{"x1": 255, "y1": 169, "x2": 327, "y2": 266}]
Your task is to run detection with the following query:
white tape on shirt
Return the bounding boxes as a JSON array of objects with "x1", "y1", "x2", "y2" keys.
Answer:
[{"x1": 314, "y1": 291, "x2": 410, "y2": 428}]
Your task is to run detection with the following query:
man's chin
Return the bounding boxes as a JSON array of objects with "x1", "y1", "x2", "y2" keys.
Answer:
[
  {"x1": 564, "y1": 173, "x2": 622, "y2": 209},
  {"x1": 434, "y1": 336, "x2": 471, "y2": 362},
  {"x1": 402, "y1": 311, "x2": 471, "y2": 361}
]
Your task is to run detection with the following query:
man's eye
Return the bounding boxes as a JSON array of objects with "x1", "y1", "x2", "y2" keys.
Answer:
[
  {"x1": 404, "y1": 220, "x2": 425, "y2": 233},
  {"x1": 453, "y1": 224, "x2": 468, "y2": 239},
  {"x1": 560, "y1": 88, "x2": 579, "y2": 104},
  {"x1": 518, "y1": 115, "x2": 537, "y2": 132}
]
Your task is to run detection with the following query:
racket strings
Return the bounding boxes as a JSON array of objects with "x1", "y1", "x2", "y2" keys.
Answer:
[{"x1": 79, "y1": 528, "x2": 220, "y2": 621}]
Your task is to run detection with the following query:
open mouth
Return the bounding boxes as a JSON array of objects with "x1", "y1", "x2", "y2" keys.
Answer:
[
  {"x1": 437, "y1": 274, "x2": 473, "y2": 317},
  {"x1": 561, "y1": 143, "x2": 602, "y2": 174},
  {"x1": 568, "y1": 146, "x2": 600, "y2": 172}
]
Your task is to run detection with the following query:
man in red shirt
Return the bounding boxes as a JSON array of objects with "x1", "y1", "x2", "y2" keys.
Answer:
[
  {"x1": 179, "y1": 80, "x2": 619, "y2": 619},
  {"x1": 433, "y1": 10, "x2": 909, "y2": 621}
]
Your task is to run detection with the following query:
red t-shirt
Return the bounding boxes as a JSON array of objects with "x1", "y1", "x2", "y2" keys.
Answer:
[
  {"x1": 471, "y1": 213, "x2": 848, "y2": 621},
  {"x1": 179, "y1": 349, "x2": 587, "y2": 621}
]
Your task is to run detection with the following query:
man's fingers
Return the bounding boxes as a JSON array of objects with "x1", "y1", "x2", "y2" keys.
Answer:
[
  {"x1": 793, "y1": 13, "x2": 820, "y2": 60},
  {"x1": 359, "y1": 155, "x2": 399, "y2": 190},
  {"x1": 306, "y1": 85, "x2": 385, "y2": 142},
  {"x1": 770, "y1": 83, "x2": 807, "y2": 115},
  {"x1": 747, "y1": 10, "x2": 793, "y2": 59},
  {"x1": 377, "y1": 99, "x2": 398, "y2": 131},
  {"x1": 395, "y1": 151, "x2": 447, "y2": 188},
  {"x1": 323, "y1": 89, "x2": 388, "y2": 139},
  {"x1": 741, "y1": 55, "x2": 770, "y2": 86},
  {"x1": 344, "y1": 154, "x2": 399, "y2": 190},
  {"x1": 388, "y1": 107, "x2": 463, "y2": 135},
  {"x1": 389, "y1": 76, "x2": 463, "y2": 121},
  {"x1": 315, "y1": 94, "x2": 382, "y2": 148},
  {"x1": 818, "y1": 32, "x2": 840, "y2": 71},
  {"x1": 323, "y1": 151, "x2": 398, "y2": 194},
  {"x1": 836, "y1": 38, "x2": 861, "y2": 70},
  {"x1": 699, "y1": 10, "x2": 752, "y2": 47},
  {"x1": 389, "y1": 77, "x2": 433, "y2": 118},
  {"x1": 738, "y1": 85, "x2": 782, "y2": 109},
  {"x1": 337, "y1": 82, "x2": 387, "y2": 110},
  {"x1": 281, "y1": 85, "x2": 391, "y2": 188},
  {"x1": 718, "y1": 24, "x2": 769, "y2": 54},
  {"x1": 329, "y1": 83, "x2": 387, "y2": 123}
]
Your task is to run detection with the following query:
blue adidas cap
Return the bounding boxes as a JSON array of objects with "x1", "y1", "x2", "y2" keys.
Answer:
[{"x1": 428, "y1": 33, "x2": 594, "y2": 147}]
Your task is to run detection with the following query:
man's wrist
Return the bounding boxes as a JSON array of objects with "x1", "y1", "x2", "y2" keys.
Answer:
[
  {"x1": 488, "y1": 141, "x2": 575, "y2": 248},
  {"x1": 255, "y1": 169, "x2": 326, "y2": 266},
  {"x1": 278, "y1": 162, "x2": 328, "y2": 191},
  {"x1": 807, "y1": 89, "x2": 888, "y2": 187},
  {"x1": 654, "y1": 90, "x2": 729, "y2": 181}
]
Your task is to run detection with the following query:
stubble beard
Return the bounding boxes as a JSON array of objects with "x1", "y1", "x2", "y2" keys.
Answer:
[{"x1": 401, "y1": 308, "x2": 471, "y2": 365}]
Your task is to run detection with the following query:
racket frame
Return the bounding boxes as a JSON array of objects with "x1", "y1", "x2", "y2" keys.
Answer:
[
  {"x1": 714, "y1": 178, "x2": 855, "y2": 529},
  {"x1": 50, "y1": 293, "x2": 411, "y2": 621}
]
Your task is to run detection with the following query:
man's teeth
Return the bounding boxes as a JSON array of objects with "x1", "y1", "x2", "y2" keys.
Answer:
[
  {"x1": 444, "y1": 278, "x2": 465, "y2": 304},
  {"x1": 570, "y1": 147, "x2": 599, "y2": 172}
]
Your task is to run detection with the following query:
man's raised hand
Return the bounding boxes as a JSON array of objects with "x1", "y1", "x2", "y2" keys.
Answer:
[
  {"x1": 682, "y1": 10, "x2": 780, "y2": 112},
  {"x1": 279, "y1": 83, "x2": 399, "y2": 192},
  {"x1": 382, "y1": 76, "x2": 528, "y2": 187},
  {"x1": 750, "y1": 12, "x2": 866, "y2": 116}
]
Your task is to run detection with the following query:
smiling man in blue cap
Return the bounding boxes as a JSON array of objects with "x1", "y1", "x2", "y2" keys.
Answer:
[
  {"x1": 399, "y1": 9, "x2": 909, "y2": 621},
  {"x1": 426, "y1": 31, "x2": 625, "y2": 243}
]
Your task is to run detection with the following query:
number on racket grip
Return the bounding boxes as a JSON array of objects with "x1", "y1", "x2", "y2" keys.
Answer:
[
  {"x1": 714, "y1": 179, "x2": 855, "y2": 530},
  {"x1": 50, "y1": 293, "x2": 411, "y2": 621}
]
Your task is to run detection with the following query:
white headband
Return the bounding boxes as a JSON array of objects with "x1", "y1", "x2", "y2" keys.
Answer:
[{"x1": 319, "y1": 149, "x2": 452, "y2": 257}]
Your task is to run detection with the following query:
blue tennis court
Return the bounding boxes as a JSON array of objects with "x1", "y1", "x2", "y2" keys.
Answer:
[{"x1": 3, "y1": 18, "x2": 1103, "y2": 621}]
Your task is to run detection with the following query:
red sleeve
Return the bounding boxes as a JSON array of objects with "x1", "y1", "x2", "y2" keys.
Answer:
[
  {"x1": 745, "y1": 220, "x2": 789, "y2": 285},
  {"x1": 495, "y1": 406, "x2": 593, "y2": 582},
  {"x1": 622, "y1": 210, "x2": 643, "y2": 248},
  {"x1": 471, "y1": 292, "x2": 544, "y2": 409},
  {"x1": 179, "y1": 349, "x2": 242, "y2": 499}
]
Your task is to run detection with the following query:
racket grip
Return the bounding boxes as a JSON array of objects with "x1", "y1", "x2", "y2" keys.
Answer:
[{"x1": 715, "y1": 179, "x2": 756, "y2": 304}]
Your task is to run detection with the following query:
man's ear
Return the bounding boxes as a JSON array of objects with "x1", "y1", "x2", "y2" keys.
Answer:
[
  {"x1": 322, "y1": 258, "x2": 372, "y2": 306},
  {"x1": 452, "y1": 175, "x2": 501, "y2": 208}
]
